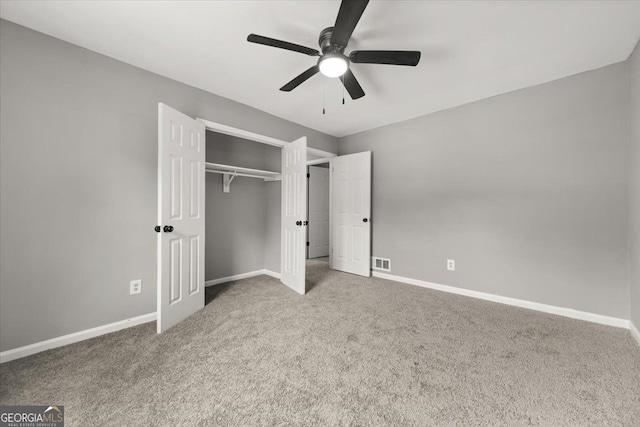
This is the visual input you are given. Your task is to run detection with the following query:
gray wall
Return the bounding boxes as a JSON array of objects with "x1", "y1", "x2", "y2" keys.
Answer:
[
  {"x1": 204, "y1": 132, "x2": 281, "y2": 280},
  {"x1": 339, "y1": 62, "x2": 631, "y2": 319},
  {"x1": 630, "y1": 41, "x2": 640, "y2": 329},
  {"x1": 0, "y1": 20, "x2": 337, "y2": 352}
]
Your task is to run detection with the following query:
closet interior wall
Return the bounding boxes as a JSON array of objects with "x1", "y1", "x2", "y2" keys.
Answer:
[{"x1": 205, "y1": 131, "x2": 281, "y2": 282}]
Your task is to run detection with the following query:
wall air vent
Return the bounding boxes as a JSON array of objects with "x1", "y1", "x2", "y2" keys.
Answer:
[{"x1": 372, "y1": 257, "x2": 391, "y2": 272}]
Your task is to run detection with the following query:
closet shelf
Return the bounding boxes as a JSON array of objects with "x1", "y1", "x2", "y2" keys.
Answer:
[{"x1": 205, "y1": 162, "x2": 281, "y2": 193}]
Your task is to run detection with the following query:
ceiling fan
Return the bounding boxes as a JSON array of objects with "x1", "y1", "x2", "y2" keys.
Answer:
[{"x1": 247, "y1": 0, "x2": 421, "y2": 100}]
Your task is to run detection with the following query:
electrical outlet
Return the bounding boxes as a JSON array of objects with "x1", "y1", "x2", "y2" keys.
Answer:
[
  {"x1": 447, "y1": 259, "x2": 455, "y2": 271},
  {"x1": 130, "y1": 279, "x2": 142, "y2": 295}
]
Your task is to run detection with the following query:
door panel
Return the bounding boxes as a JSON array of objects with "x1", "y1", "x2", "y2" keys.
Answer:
[
  {"x1": 189, "y1": 236, "x2": 200, "y2": 295},
  {"x1": 169, "y1": 238, "x2": 182, "y2": 304},
  {"x1": 157, "y1": 103, "x2": 205, "y2": 333},
  {"x1": 331, "y1": 151, "x2": 371, "y2": 277},
  {"x1": 281, "y1": 137, "x2": 307, "y2": 294},
  {"x1": 170, "y1": 156, "x2": 182, "y2": 219},
  {"x1": 189, "y1": 160, "x2": 200, "y2": 218},
  {"x1": 308, "y1": 166, "x2": 330, "y2": 259}
]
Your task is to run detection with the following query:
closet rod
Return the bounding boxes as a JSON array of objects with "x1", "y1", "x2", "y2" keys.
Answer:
[{"x1": 205, "y1": 169, "x2": 279, "y2": 181}]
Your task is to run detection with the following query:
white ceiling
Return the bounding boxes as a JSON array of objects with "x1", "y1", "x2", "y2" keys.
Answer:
[{"x1": 2, "y1": 1, "x2": 640, "y2": 137}]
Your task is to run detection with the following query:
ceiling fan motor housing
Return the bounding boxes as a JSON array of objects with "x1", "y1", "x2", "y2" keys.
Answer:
[{"x1": 319, "y1": 27, "x2": 344, "y2": 54}]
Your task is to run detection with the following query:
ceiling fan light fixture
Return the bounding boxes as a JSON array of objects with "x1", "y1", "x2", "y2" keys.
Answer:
[{"x1": 318, "y1": 53, "x2": 348, "y2": 78}]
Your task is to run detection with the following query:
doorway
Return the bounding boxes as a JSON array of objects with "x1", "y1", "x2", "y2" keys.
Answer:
[{"x1": 307, "y1": 163, "x2": 330, "y2": 260}]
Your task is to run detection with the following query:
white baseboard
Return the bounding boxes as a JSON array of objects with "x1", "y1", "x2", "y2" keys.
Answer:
[
  {"x1": 630, "y1": 322, "x2": 640, "y2": 346},
  {"x1": 205, "y1": 269, "x2": 281, "y2": 287},
  {"x1": 2, "y1": 270, "x2": 283, "y2": 364},
  {"x1": 6, "y1": 271, "x2": 628, "y2": 364},
  {"x1": 0, "y1": 312, "x2": 156, "y2": 364},
  {"x1": 205, "y1": 270, "x2": 266, "y2": 287},
  {"x1": 0, "y1": 269, "x2": 280, "y2": 363},
  {"x1": 372, "y1": 271, "x2": 629, "y2": 329},
  {"x1": 263, "y1": 269, "x2": 281, "y2": 280}
]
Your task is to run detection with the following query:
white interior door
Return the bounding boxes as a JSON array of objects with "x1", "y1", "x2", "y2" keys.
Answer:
[
  {"x1": 281, "y1": 137, "x2": 307, "y2": 294},
  {"x1": 157, "y1": 103, "x2": 205, "y2": 333},
  {"x1": 331, "y1": 151, "x2": 372, "y2": 277},
  {"x1": 308, "y1": 165, "x2": 330, "y2": 259}
]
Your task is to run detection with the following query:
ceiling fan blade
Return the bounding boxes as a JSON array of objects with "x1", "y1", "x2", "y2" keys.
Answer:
[
  {"x1": 339, "y1": 69, "x2": 365, "y2": 100},
  {"x1": 247, "y1": 34, "x2": 320, "y2": 56},
  {"x1": 350, "y1": 50, "x2": 421, "y2": 66},
  {"x1": 280, "y1": 66, "x2": 320, "y2": 92},
  {"x1": 331, "y1": 0, "x2": 369, "y2": 48}
]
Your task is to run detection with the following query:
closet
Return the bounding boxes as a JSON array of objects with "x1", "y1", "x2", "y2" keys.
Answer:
[
  {"x1": 203, "y1": 130, "x2": 281, "y2": 287},
  {"x1": 155, "y1": 103, "x2": 370, "y2": 333}
]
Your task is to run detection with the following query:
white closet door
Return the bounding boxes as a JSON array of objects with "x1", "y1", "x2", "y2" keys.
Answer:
[
  {"x1": 308, "y1": 166, "x2": 330, "y2": 259},
  {"x1": 281, "y1": 137, "x2": 307, "y2": 294},
  {"x1": 157, "y1": 103, "x2": 205, "y2": 333},
  {"x1": 331, "y1": 151, "x2": 371, "y2": 277}
]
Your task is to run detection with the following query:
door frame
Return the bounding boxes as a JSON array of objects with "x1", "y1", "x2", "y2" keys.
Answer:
[
  {"x1": 196, "y1": 118, "x2": 290, "y2": 148},
  {"x1": 306, "y1": 158, "x2": 333, "y2": 267}
]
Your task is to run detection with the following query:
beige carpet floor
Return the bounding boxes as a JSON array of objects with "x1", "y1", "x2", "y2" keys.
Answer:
[{"x1": 1, "y1": 258, "x2": 639, "y2": 426}]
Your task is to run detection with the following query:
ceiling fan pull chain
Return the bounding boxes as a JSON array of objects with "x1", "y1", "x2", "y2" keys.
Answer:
[
  {"x1": 342, "y1": 85, "x2": 345, "y2": 105},
  {"x1": 323, "y1": 79, "x2": 326, "y2": 114}
]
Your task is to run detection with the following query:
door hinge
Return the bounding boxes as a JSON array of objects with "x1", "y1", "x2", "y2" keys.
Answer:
[
  {"x1": 306, "y1": 241, "x2": 310, "y2": 246},
  {"x1": 307, "y1": 173, "x2": 310, "y2": 178}
]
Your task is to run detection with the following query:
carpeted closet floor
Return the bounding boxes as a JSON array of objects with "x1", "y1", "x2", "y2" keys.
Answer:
[{"x1": 1, "y1": 258, "x2": 639, "y2": 426}]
